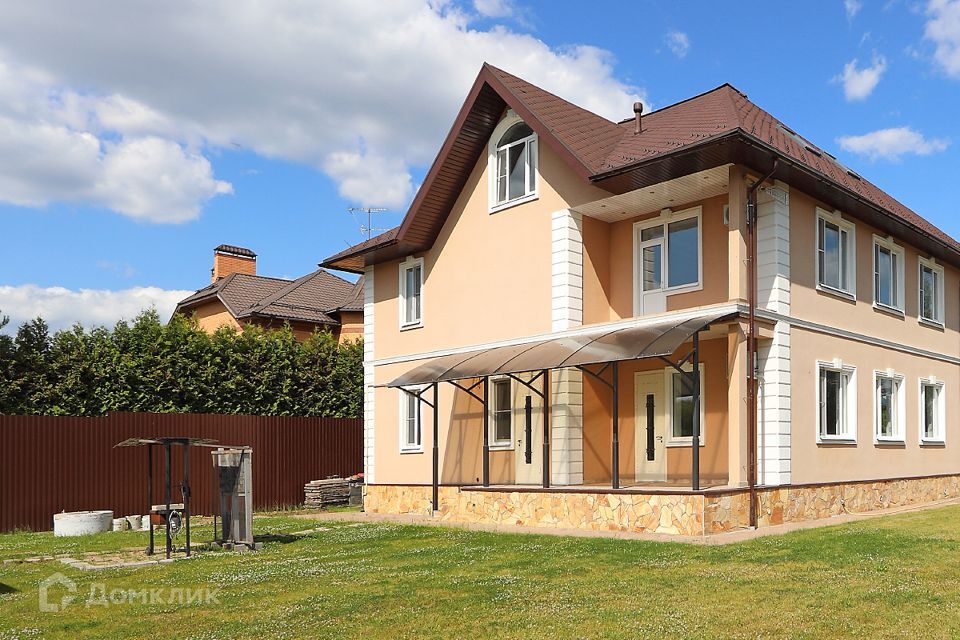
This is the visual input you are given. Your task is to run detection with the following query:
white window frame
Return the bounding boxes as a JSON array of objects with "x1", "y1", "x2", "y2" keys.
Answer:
[
  {"x1": 664, "y1": 362, "x2": 706, "y2": 447},
  {"x1": 873, "y1": 370, "x2": 905, "y2": 444},
  {"x1": 488, "y1": 111, "x2": 538, "y2": 213},
  {"x1": 919, "y1": 377, "x2": 946, "y2": 445},
  {"x1": 398, "y1": 256, "x2": 424, "y2": 330},
  {"x1": 815, "y1": 208, "x2": 856, "y2": 299},
  {"x1": 918, "y1": 256, "x2": 945, "y2": 327},
  {"x1": 488, "y1": 377, "x2": 514, "y2": 450},
  {"x1": 398, "y1": 385, "x2": 425, "y2": 453},
  {"x1": 632, "y1": 207, "x2": 703, "y2": 315},
  {"x1": 872, "y1": 235, "x2": 905, "y2": 314},
  {"x1": 816, "y1": 360, "x2": 857, "y2": 444}
]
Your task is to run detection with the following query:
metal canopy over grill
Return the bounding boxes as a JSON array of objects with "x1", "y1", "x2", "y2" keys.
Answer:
[{"x1": 383, "y1": 310, "x2": 738, "y2": 388}]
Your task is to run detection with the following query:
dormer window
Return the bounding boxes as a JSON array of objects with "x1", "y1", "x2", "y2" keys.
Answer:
[{"x1": 489, "y1": 114, "x2": 538, "y2": 211}]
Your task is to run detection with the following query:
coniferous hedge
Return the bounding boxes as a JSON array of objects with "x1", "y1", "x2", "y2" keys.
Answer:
[{"x1": 0, "y1": 310, "x2": 363, "y2": 417}]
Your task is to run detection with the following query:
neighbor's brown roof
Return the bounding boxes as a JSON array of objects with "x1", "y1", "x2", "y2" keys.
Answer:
[
  {"x1": 322, "y1": 64, "x2": 960, "y2": 272},
  {"x1": 175, "y1": 269, "x2": 361, "y2": 326}
]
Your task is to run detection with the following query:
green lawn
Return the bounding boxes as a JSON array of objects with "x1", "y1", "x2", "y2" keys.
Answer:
[{"x1": 2, "y1": 505, "x2": 960, "y2": 639}]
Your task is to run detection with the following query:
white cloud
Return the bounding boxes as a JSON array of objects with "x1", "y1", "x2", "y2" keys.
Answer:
[
  {"x1": 664, "y1": 31, "x2": 691, "y2": 58},
  {"x1": 474, "y1": 0, "x2": 514, "y2": 18},
  {"x1": 837, "y1": 126, "x2": 950, "y2": 160},
  {"x1": 845, "y1": 0, "x2": 863, "y2": 19},
  {"x1": 0, "y1": 284, "x2": 192, "y2": 333},
  {"x1": 0, "y1": 60, "x2": 232, "y2": 222},
  {"x1": 0, "y1": 1, "x2": 647, "y2": 212},
  {"x1": 925, "y1": 0, "x2": 960, "y2": 77},
  {"x1": 835, "y1": 55, "x2": 887, "y2": 100}
]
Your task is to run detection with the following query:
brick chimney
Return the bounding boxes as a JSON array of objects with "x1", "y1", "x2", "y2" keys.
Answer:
[{"x1": 212, "y1": 244, "x2": 257, "y2": 282}]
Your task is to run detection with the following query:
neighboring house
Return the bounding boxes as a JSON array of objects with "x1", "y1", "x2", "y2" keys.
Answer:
[
  {"x1": 176, "y1": 244, "x2": 363, "y2": 344},
  {"x1": 321, "y1": 64, "x2": 960, "y2": 536}
]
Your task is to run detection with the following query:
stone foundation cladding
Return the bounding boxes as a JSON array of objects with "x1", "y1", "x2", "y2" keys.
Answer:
[{"x1": 365, "y1": 474, "x2": 960, "y2": 536}]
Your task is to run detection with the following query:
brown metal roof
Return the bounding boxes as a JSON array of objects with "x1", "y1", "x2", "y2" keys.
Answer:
[
  {"x1": 382, "y1": 310, "x2": 737, "y2": 387},
  {"x1": 174, "y1": 269, "x2": 360, "y2": 327},
  {"x1": 321, "y1": 65, "x2": 960, "y2": 273}
]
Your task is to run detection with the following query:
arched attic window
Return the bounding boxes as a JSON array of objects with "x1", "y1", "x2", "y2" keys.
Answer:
[{"x1": 489, "y1": 114, "x2": 538, "y2": 211}]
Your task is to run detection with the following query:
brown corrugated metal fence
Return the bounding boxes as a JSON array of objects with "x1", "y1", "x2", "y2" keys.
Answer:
[{"x1": 0, "y1": 412, "x2": 362, "y2": 532}]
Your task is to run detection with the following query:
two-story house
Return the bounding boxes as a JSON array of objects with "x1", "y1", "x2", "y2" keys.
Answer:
[{"x1": 321, "y1": 64, "x2": 960, "y2": 536}]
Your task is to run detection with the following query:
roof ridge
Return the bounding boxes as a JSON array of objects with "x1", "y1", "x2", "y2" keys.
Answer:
[
  {"x1": 614, "y1": 83, "x2": 742, "y2": 125},
  {"x1": 243, "y1": 270, "x2": 321, "y2": 314}
]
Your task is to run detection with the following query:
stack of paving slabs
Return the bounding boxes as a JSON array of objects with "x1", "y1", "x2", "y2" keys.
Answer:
[{"x1": 304, "y1": 477, "x2": 350, "y2": 508}]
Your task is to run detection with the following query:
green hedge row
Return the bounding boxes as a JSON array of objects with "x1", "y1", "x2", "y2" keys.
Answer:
[{"x1": 0, "y1": 310, "x2": 363, "y2": 417}]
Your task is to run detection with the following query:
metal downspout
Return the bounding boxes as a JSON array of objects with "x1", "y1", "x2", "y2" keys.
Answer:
[{"x1": 746, "y1": 158, "x2": 778, "y2": 529}]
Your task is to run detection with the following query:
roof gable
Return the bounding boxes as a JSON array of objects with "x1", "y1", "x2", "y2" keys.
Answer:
[{"x1": 322, "y1": 68, "x2": 959, "y2": 272}]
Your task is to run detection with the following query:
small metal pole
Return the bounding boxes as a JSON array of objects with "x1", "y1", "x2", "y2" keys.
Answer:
[
  {"x1": 183, "y1": 444, "x2": 191, "y2": 557},
  {"x1": 432, "y1": 382, "x2": 439, "y2": 511},
  {"x1": 692, "y1": 331, "x2": 701, "y2": 492},
  {"x1": 542, "y1": 369, "x2": 550, "y2": 488},
  {"x1": 482, "y1": 377, "x2": 490, "y2": 486},
  {"x1": 147, "y1": 444, "x2": 154, "y2": 556},
  {"x1": 612, "y1": 361, "x2": 620, "y2": 490},
  {"x1": 164, "y1": 443, "x2": 172, "y2": 560}
]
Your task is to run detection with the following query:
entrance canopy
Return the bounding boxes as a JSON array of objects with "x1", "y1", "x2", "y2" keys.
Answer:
[{"x1": 383, "y1": 310, "x2": 737, "y2": 388}]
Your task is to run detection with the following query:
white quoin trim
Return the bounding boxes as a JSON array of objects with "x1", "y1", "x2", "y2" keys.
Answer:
[
  {"x1": 756, "y1": 181, "x2": 791, "y2": 486},
  {"x1": 550, "y1": 208, "x2": 584, "y2": 485},
  {"x1": 363, "y1": 266, "x2": 376, "y2": 484},
  {"x1": 551, "y1": 209, "x2": 584, "y2": 332}
]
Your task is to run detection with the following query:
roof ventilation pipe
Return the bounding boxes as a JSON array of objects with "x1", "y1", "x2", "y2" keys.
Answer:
[{"x1": 633, "y1": 101, "x2": 643, "y2": 134}]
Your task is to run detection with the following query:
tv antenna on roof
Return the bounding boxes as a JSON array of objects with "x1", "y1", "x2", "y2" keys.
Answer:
[{"x1": 347, "y1": 207, "x2": 389, "y2": 240}]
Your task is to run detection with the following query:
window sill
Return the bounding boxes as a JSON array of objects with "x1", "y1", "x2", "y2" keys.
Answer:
[
  {"x1": 399, "y1": 447, "x2": 424, "y2": 455},
  {"x1": 872, "y1": 303, "x2": 904, "y2": 318},
  {"x1": 666, "y1": 439, "x2": 705, "y2": 448},
  {"x1": 874, "y1": 438, "x2": 905, "y2": 447},
  {"x1": 919, "y1": 317, "x2": 945, "y2": 331},
  {"x1": 920, "y1": 439, "x2": 946, "y2": 447},
  {"x1": 816, "y1": 284, "x2": 856, "y2": 302},
  {"x1": 399, "y1": 322, "x2": 423, "y2": 332},
  {"x1": 489, "y1": 193, "x2": 538, "y2": 214},
  {"x1": 816, "y1": 437, "x2": 857, "y2": 446},
  {"x1": 488, "y1": 443, "x2": 514, "y2": 452}
]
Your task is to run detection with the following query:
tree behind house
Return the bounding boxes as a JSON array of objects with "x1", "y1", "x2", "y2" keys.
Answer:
[{"x1": 0, "y1": 310, "x2": 363, "y2": 418}]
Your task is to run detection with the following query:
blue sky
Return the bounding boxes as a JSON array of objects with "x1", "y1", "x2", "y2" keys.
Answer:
[{"x1": 1, "y1": 0, "x2": 959, "y2": 331}]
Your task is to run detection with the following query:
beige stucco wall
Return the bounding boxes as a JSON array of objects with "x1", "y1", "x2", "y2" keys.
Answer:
[
  {"x1": 371, "y1": 131, "x2": 611, "y2": 362},
  {"x1": 591, "y1": 193, "x2": 731, "y2": 322},
  {"x1": 189, "y1": 300, "x2": 243, "y2": 333},
  {"x1": 582, "y1": 334, "x2": 730, "y2": 486},
  {"x1": 790, "y1": 326, "x2": 959, "y2": 484},
  {"x1": 789, "y1": 189, "x2": 960, "y2": 354}
]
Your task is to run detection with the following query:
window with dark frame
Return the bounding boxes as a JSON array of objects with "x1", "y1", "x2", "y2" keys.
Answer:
[{"x1": 492, "y1": 379, "x2": 512, "y2": 444}]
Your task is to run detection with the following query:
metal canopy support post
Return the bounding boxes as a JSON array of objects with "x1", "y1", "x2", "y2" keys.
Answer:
[
  {"x1": 576, "y1": 362, "x2": 620, "y2": 490},
  {"x1": 164, "y1": 443, "x2": 172, "y2": 560},
  {"x1": 400, "y1": 386, "x2": 439, "y2": 509},
  {"x1": 542, "y1": 369, "x2": 550, "y2": 488},
  {"x1": 182, "y1": 444, "x2": 191, "y2": 557},
  {"x1": 147, "y1": 444, "x2": 154, "y2": 556},
  {"x1": 432, "y1": 382, "x2": 439, "y2": 511},
  {"x1": 612, "y1": 361, "x2": 620, "y2": 490},
  {"x1": 691, "y1": 331, "x2": 701, "y2": 491},
  {"x1": 482, "y1": 377, "x2": 490, "y2": 486}
]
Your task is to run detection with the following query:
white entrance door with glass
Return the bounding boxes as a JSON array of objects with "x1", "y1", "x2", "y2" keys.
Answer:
[
  {"x1": 489, "y1": 377, "x2": 543, "y2": 484},
  {"x1": 634, "y1": 208, "x2": 703, "y2": 317},
  {"x1": 634, "y1": 371, "x2": 666, "y2": 482}
]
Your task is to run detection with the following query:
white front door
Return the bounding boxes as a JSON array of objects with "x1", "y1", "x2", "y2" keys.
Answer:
[
  {"x1": 637, "y1": 226, "x2": 666, "y2": 315},
  {"x1": 514, "y1": 390, "x2": 543, "y2": 484},
  {"x1": 635, "y1": 371, "x2": 667, "y2": 482}
]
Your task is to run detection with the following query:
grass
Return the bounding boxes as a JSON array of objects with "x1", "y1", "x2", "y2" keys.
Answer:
[{"x1": 2, "y1": 505, "x2": 960, "y2": 639}]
